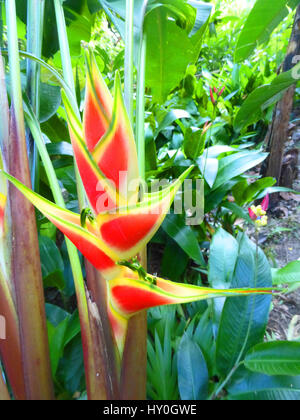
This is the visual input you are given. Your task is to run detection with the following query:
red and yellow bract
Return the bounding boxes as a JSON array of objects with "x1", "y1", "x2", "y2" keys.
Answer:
[{"x1": 2, "y1": 52, "x2": 274, "y2": 357}]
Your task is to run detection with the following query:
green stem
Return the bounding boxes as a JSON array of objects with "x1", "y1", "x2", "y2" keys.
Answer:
[
  {"x1": 26, "y1": 0, "x2": 45, "y2": 190},
  {"x1": 0, "y1": 0, "x2": 4, "y2": 49},
  {"x1": 53, "y1": 0, "x2": 76, "y2": 98},
  {"x1": 209, "y1": 362, "x2": 243, "y2": 400},
  {"x1": 135, "y1": 33, "x2": 147, "y2": 180},
  {"x1": 53, "y1": 0, "x2": 86, "y2": 210},
  {"x1": 124, "y1": 0, "x2": 134, "y2": 125}
]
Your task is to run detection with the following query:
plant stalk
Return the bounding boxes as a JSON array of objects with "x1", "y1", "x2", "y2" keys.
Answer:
[
  {"x1": 0, "y1": 370, "x2": 10, "y2": 400},
  {"x1": 5, "y1": 0, "x2": 53, "y2": 400},
  {"x1": 124, "y1": 0, "x2": 134, "y2": 125},
  {"x1": 135, "y1": 33, "x2": 147, "y2": 180},
  {"x1": 26, "y1": 0, "x2": 45, "y2": 190}
]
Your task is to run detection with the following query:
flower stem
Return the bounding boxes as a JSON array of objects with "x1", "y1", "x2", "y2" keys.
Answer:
[
  {"x1": 135, "y1": 33, "x2": 147, "y2": 180},
  {"x1": 26, "y1": 0, "x2": 45, "y2": 190},
  {"x1": 124, "y1": 0, "x2": 134, "y2": 125}
]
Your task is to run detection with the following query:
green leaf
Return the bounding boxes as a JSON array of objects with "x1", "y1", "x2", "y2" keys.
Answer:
[
  {"x1": 256, "y1": 186, "x2": 299, "y2": 199},
  {"x1": 228, "y1": 365, "x2": 300, "y2": 400},
  {"x1": 209, "y1": 228, "x2": 238, "y2": 290},
  {"x1": 232, "y1": 179, "x2": 249, "y2": 206},
  {"x1": 243, "y1": 177, "x2": 276, "y2": 203},
  {"x1": 197, "y1": 156, "x2": 219, "y2": 188},
  {"x1": 188, "y1": 1, "x2": 213, "y2": 35},
  {"x1": 245, "y1": 341, "x2": 300, "y2": 376},
  {"x1": 58, "y1": 334, "x2": 85, "y2": 395},
  {"x1": 272, "y1": 261, "x2": 300, "y2": 287},
  {"x1": 46, "y1": 305, "x2": 70, "y2": 376},
  {"x1": 222, "y1": 202, "x2": 252, "y2": 223},
  {"x1": 177, "y1": 335, "x2": 209, "y2": 400},
  {"x1": 155, "y1": 109, "x2": 191, "y2": 139},
  {"x1": 147, "y1": 327, "x2": 178, "y2": 400},
  {"x1": 46, "y1": 142, "x2": 74, "y2": 157},
  {"x1": 39, "y1": 83, "x2": 61, "y2": 123},
  {"x1": 228, "y1": 389, "x2": 300, "y2": 400},
  {"x1": 216, "y1": 234, "x2": 272, "y2": 377},
  {"x1": 145, "y1": 6, "x2": 208, "y2": 103},
  {"x1": 234, "y1": 61, "x2": 300, "y2": 131},
  {"x1": 208, "y1": 229, "x2": 238, "y2": 329},
  {"x1": 184, "y1": 127, "x2": 205, "y2": 159},
  {"x1": 161, "y1": 238, "x2": 189, "y2": 281},
  {"x1": 235, "y1": 0, "x2": 297, "y2": 63},
  {"x1": 162, "y1": 213, "x2": 205, "y2": 266},
  {"x1": 213, "y1": 151, "x2": 268, "y2": 190},
  {"x1": 39, "y1": 235, "x2": 65, "y2": 290}
]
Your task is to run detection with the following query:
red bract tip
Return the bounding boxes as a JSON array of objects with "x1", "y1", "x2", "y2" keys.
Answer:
[
  {"x1": 248, "y1": 207, "x2": 256, "y2": 221},
  {"x1": 218, "y1": 87, "x2": 225, "y2": 97},
  {"x1": 261, "y1": 194, "x2": 269, "y2": 212},
  {"x1": 202, "y1": 121, "x2": 212, "y2": 134},
  {"x1": 210, "y1": 87, "x2": 216, "y2": 105},
  {"x1": 213, "y1": 87, "x2": 218, "y2": 94}
]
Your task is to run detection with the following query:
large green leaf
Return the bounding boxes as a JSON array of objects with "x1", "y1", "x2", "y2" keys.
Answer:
[
  {"x1": 162, "y1": 213, "x2": 205, "y2": 266},
  {"x1": 145, "y1": 6, "x2": 209, "y2": 103},
  {"x1": 245, "y1": 341, "x2": 300, "y2": 376},
  {"x1": 208, "y1": 229, "x2": 238, "y2": 290},
  {"x1": 197, "y1": 156, "x2": 219, "y2": 188},
  {"x1": 154, "y1": 109, "x2": 191, "y2": 139},
  {"x1": 272, "y1": 261, "x2": 300, "y2": 287},
  {"x1": 208, "y1": 229, "x2": 239, "y2": 327},
  {"x1": 46, "y1": 304, "x2": 81, "y2": 378},
  {"x1": 39, "y1": 83, "x2": 61, "y2": 123},
  {"x1": 161, "y1": 238, "x2": 189, "y2": 281},
  {"x1": 213, "y1": 151, "x2": 268, "y2": 190},
  {"x1": 243, "y1": 177, "x2": 276, "y2": 203},
  {"x1": 16, "y1": 0, "x2": 90, "y2": 58},
  {"x1": 39, "y1": 235, "x2": 65, "y2": 290},
  {"x1": 98, "y1": 1, "x2": 211, "y2": 102},
  {"x1": 177, "y1": 335, "x2": 209, "y2": 400},
  {"x1": 216, "y1": 234, "x2": 272, "y2": 377},
  {"x1": 235, "y1": 0, "x2": 298, "y2": 63},
  {"x1": 227, "y1": 366, "x2": 300, "y2": 400},
  {"x1": 234, "y1": 61, "x2": 300, "y2": 131},
  {"x1": 228, "y1": 389, "x2": 300, "y2": 400}
]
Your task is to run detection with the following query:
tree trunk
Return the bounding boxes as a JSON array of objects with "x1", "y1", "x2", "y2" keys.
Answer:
[{"x1": 262, "y1": 5, "x2": 300, "y2": 203}]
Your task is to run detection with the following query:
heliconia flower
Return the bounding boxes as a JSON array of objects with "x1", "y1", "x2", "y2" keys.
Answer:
[
  {"x1": 62, "y1": 63, "x2": 139, "y2": 214},
  {"x1": 248, "y1": 194, "x2": 269, "y2": 227},
  {"x1": 1, "y1": 53, "x2": 277, "y2": 359},
  {"x1": 210, "y1": 87, "x2": 216, "y2": 105},
  {"x1": 107, "y1": 267, "x2": 274, "y2": 354}
]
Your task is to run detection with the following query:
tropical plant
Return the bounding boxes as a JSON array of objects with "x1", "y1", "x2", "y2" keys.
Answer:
[{"x1": 0, "y1": 0, "x2": 300, "y2": 402}]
